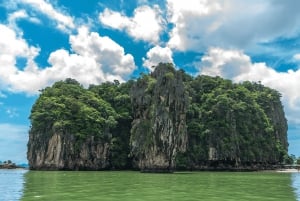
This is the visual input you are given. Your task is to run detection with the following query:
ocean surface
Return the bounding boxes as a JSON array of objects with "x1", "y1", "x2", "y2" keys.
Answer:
[{"x1": 0, "y1": 169, "x2": 299, "y2": 201}]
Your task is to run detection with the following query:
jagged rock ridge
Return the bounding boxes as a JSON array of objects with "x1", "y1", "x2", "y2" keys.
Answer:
[{"x1": 130, "y1": 63, "x2": 188, "y2": 172}]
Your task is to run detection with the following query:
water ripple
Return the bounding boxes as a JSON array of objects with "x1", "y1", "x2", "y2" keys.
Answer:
[
  {"x1": 292, "y1": 173, "x2": 300, "y2": 201},
  {"x1": 0, "y1": 169, "x2": 27, "y2": 201}
]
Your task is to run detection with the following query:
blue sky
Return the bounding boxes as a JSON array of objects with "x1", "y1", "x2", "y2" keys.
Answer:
[{"x1": 0, "y1": 0, "x2": 300, "y2": 163}]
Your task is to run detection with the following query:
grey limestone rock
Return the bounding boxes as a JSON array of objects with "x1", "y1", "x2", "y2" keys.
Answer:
[
  {"x1": 27, "y1": 132, "x2": 110, "y2": 170},
  {"x1": 130, "y1": 63, "x2": 188, "y2": 172}
]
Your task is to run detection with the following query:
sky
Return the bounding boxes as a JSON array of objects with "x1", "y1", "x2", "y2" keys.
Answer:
[{"x1": 0, "y1": 0, "x2": 300, "y2": 164}]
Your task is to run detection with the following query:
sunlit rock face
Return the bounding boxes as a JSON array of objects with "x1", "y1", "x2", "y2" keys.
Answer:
[
  {"x1": 27, "y1": 132, "x2": 110, "y2": 170},
  {"x1": 130, "y1": 63, "x2": 188, "y2": 172}
]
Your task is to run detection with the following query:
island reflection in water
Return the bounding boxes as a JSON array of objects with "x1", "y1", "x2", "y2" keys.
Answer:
[{"x1": 17, "y1": 170, "x2": 300, "y2": 201}]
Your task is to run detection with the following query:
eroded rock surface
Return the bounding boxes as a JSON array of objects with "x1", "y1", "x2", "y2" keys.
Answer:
[
  {"x1": 28, "y1": 132, "x2": 110, "y2": 170},
  {"x1": 130, "y1": 63, "x2": 188, "y2": 172}
]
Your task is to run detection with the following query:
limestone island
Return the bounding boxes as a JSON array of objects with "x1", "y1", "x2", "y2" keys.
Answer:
[
  {"x1": 27, "y1": 63, "x2": 289, "y2": 172},
  {"x1": 0, "y1": 160, "x2": 25, "y2": 169}
]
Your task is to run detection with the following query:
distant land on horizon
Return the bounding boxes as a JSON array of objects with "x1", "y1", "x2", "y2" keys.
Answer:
[{"x1": 0, "y1": 161, "x2": 28, "y2": 169}]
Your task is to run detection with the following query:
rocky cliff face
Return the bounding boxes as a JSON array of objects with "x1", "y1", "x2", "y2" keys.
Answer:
[
  {"x1": 256, "y1": 88, "x2": 289, "y2": 162},
  {"x1": 27, "y1": 132, "x2": 110, "y2": 170},
  {"x1": 130, "y1": 63, "x2": 188, "y2": 172},
  {"x1": 27, "y1": 78, "x2": 117, "y2": 170}
]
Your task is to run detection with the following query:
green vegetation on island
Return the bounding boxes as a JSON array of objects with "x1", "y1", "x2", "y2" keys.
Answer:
[{"x1": 28, "y1": 63, "x2": 289, "y2": 171}]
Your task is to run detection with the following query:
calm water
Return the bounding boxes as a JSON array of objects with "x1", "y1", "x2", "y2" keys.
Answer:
[{"x1": 0, "y1": 170, "x2": 299, "y2": 201}]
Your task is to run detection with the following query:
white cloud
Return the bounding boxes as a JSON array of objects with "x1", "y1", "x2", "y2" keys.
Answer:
[
  {"x1": 7, "y1": 10, "x2": 41, "y2": 33},
  {"x1": 19, "y1": 0, "x2": 75, "y2": 32},
  {"x1": 8, "y1": 10, "x2": 28, "y2": 23},
  {"x1": 48, "y1": 26, "x2": 136, "y2": 84},
  {"x1": 0, "y1": 24, "x2": 40, "y2": 93},
  {"x1": 99, "y1": 5, "x2": 163, "y2": 43},
  {"x1": 143, "y1": 46, "x2": 173, "y2": 71},
  {"x1": 200, "y1": 48, "x2": 251, "y2": 78},
  {"x1": 0, "y1": 25, "x2": 39, "y2": 59},
  {"x1": 200, "y1": 47, "x2": 300, "y2": 125},
  {"x1": 0, "y1": 124, "x2": 28, "y2": 163},
  {"x1": 0, "y1": 25, "x2": 136, "y2": 94},
  {"x1": 99, "y1": 9, "x2": 130, "y2": 30},
  {"x1": 167, "y1": 0, "x2": 222, "y2": 50},
  {"x1": 8, "y1": 9, "x2": 40, "y2": 24},
  {"x1": 167, "y1": 0, "x2": 300, "y2": 51},
  {"x1": 293, "y1": 54, "x2": 300, "y2": 61}
]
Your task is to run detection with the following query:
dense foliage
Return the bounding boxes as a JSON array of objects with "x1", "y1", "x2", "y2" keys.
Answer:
[
  {"x1": 89, "y1": 80, "x2": 134, "y2": 169},
  {"x1": 176, "y1": 75, "x2": 288, "y2": 169},
  {"x1": 29, "y1": 63, "x2": 288, "y2": 170},
  {"x1": 30, "y1": 78, "x2": 118, "y2": 140},
  {"x1": 30, "y1": 78, "x2": 133, "y2": 169}
]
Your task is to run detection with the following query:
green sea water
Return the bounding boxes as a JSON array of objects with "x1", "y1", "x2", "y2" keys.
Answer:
[{"x1": 1, "y1": 170, "x2": 299, "y2": 201}]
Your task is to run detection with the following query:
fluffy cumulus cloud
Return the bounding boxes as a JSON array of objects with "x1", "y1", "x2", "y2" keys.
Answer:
[
  {"x1": 0, "y1": 24, "x2": 40, "y2": 92},
  {"x1": 143, "y1": 46, "x2": 173, "y2": 71},
  {"x1": 167, "y1": 0, "x2": 300, "y2": 51},
  {"x1": 99, "y1": 5, "x2": 163, "y2": 43},
  {"x1": 167, "y1": 0, "x2": 222, "y2": 50},
  {"x1": 200, "y1": 47, "x2": 300, "y2": 124},
  {"x1": 0, "y1": 25, "x2": 135, "y2": 94},
  {"x1": 200, "y1": 48, "x2": 251, "y2": 78},
  {"x1": 48, "y1": 27, "x2": 136, "y2": 84}
]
